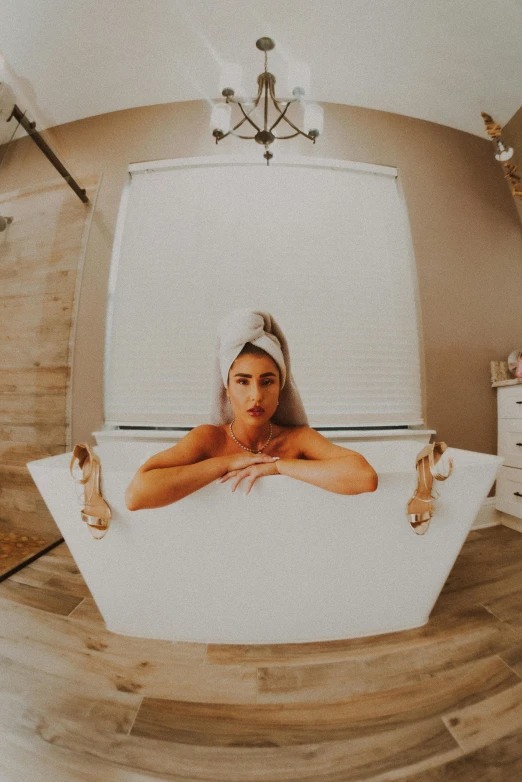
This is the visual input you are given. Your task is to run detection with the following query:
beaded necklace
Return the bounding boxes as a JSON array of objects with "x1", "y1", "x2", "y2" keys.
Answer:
[{"x1": 229, "y1": 421, "x2": 273, "y2": 454}]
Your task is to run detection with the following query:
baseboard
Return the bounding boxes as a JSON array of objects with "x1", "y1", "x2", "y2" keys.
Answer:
[
  {"x1": 499, "y1": 514, "x2": 522, "y2": 534},
  {"x1": 471, "y1": 497, "x2": 503, "y2": 530}
]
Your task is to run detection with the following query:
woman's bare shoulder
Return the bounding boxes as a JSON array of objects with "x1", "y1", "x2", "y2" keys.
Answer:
[
  {"x1": 279, "y1": 426, "x2": 351, "y2": 459},
  {"x1": 281, "y1": 424, "x2": 313, "y2": 438},
  {"x1": 274, "y1": 424, "x2": 311, "y2": 450},
  {"x1": 190, "y1": 424, "x2": 227, "y2": 449}
]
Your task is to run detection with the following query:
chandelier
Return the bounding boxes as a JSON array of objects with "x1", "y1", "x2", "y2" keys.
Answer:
[{"x1": 210, "y1": 37, "x2": 323, "y2": 165}]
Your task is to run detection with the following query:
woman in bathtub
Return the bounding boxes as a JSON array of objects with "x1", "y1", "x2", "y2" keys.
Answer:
[{"x1": 125, "y1": 310, "x2": 378, "y2": 510}]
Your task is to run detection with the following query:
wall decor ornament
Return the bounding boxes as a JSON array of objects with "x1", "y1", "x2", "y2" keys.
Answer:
[
  {"x1": 507, "y1": 349, "x2": 522, "y2": 378},
  {"x1": 481, "y1": 112, "x2": 522, "y2": 201}
]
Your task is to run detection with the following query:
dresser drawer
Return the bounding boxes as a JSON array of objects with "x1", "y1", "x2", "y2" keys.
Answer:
[
  {"x1": 498, "y1": 419, "x2": 522, "y2": 468},
  {"x1": 496, "y1": 466, "x2": 522, "y2": 518},
  {"x1": 498, "y1": 385, "x2": 522, "y2": 418}
]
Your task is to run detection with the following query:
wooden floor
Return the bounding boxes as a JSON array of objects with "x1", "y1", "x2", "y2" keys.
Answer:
[{"x1": 2, "y1": 525, "x2": 522, "y2": 781}]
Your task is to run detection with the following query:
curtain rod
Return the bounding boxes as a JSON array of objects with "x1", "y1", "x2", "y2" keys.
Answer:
[{"x1": 8, "y1": 105, "x2": 89, "y2": 203}]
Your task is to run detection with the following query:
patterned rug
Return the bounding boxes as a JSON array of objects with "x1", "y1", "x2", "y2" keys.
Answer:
[{"x1": 0, "y1": 530, "x2": 62, "y2": 581}]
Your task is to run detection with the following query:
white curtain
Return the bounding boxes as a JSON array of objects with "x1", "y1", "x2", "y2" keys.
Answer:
[{"x1": 104, "y1": 156, "x2": 423, "y2": 428}]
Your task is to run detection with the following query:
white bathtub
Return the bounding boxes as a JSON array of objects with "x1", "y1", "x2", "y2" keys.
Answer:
[{"x1": 27, "y1": 430, "x2": 502, "y2": 644}]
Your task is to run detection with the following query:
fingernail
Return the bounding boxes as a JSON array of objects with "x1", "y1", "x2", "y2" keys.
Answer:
[{"x1": 273, "y1": 456, "x2": 280, "y2": 460}]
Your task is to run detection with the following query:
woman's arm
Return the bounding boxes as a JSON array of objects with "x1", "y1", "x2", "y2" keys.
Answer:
[
  {"x1": 275, "y1": 428, "x2": 378, "y2": 495},
  {"x1": 219, "y1": 427, "x2": 378, "y2": 496},
  {"x1": 125, "y1": 426, "x2": 278, "y2": 510}
]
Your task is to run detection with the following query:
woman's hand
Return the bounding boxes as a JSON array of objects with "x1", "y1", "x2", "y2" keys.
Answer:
[
  {"x1": 219, "y1": 460, "x2": 280, "y2": 494},
  {"x1": 225, "y1": 453, "x2": 279, "y2": 472}
]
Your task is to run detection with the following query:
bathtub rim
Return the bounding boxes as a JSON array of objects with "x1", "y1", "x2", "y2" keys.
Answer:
[{"x1": 26, "y1": 444, "x2": 504, "y2": 473}]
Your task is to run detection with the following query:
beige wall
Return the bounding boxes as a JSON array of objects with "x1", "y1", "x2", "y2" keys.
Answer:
[
  {"x1": 1, "y1": 101, "x2": 522, "y2": 455},
  {"x1": 505, "y1": 105, "x2": 522, "y2": 225}
]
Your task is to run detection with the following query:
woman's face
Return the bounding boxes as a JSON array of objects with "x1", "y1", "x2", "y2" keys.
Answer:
[{"x1": 227, "y1": 353, "x2": 281, "y2": 424}]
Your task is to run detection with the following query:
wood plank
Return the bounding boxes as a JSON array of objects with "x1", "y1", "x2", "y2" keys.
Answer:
[
  {"x1": 0, "y1": 486, "x2": 58, "y2": 514},
  {"x1": 0, "y1": 442, "x2": 66, "y2": 466},
  {"x1": 256, "y1": 652, "x2": 520, "y2": 707},
  {"x1": 43, "y1": 574, "x2": 93, "y2": 600},
  {"x1": 0, "y1": 422, "x2": 66, "y2": 445},
  {"x1": 0, "y1": 580, "x2": 83, "y2": 615},
  {"x1": 11, "y1": 547, "x2": 81, "y2": 579},
  {"x1": 0, "y1": 728, "x2": 152, "y2": 782},
  {"x1": 443, "y1": 679, "x2": 522, "y2": 753},
  {"x1": 432, "y1": 554, "x2": 522, "y2": 617},
  {"x1": 0, "y1": 597, "x2": 255, "y2": 703},
  {"x1": 482, "y1": 588, "x2": 522, "y2": 627},
  {"x1": 0, "y1": 711, "x2": 463, "y2": 782},
  {"x1": 0, "y1": 340, "x2": 69, "y2": 367},
  {"x1": 0, "y1": 367, "x2": 68, "y2": 395},
  {"x1": 0, "y1": 269, "x2": 76, "y2": 298},
  {"x1": 207, "y1": 606, "x2": 522, "y2": 667},
  {"x1": 398, "y1": 729, "x2": 522, "y2": 781},
  {"x1": 8, "y1": 563, "x2": 55, "y2": 588}
]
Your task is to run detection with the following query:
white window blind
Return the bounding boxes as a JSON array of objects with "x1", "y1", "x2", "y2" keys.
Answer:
[{"x1": 104, "y1": 156, "x2": 423, "y2": 428}]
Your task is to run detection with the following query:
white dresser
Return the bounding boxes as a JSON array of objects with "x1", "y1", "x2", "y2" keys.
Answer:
[{"x1": 496, "y1": 383, "x2": 522, "y2": 518}]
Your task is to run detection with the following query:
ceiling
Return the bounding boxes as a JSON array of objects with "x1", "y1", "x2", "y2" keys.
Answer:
[{"x1": 0, "y1": 0, "x2": 521, "y2": 140}]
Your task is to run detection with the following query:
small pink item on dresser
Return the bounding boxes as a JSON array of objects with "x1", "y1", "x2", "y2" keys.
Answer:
[{"x1": 507, "y1": 350, "x2": 522, "y2": 378}]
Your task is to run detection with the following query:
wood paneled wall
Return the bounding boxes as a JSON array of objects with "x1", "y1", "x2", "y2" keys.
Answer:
[{"x1": 0, "y1": 175, "x2": 98, "y2": 560}]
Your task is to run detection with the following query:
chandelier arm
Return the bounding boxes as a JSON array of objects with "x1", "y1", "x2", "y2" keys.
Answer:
[
  {"x1": 271, "y1": 131, "x2": 301, "y2": 139},
  {"x1": 215, "y1": 108, "x2": 260, "y2": 141},
  {"x1": 279, "y1": 114, "x2": 316, "y2": 139},
  {"x1": 235, "y1": 101, "x2": 262, "y2": 132},
  {"x1": 227, "y1": 77, "x2": 263, "y2": 108},
  {"x1": 268, "y1": 100, "x2": 292, "y2": 132},
  {"x1": 216, "y1": 128, "x2": 258, "y2": 141},
  {"x1": 221, "y1": 79, "x2": 264, "y2": 133},
  {"x1": 266, "y1": 79, "x2": 313, "y2": 138},
  {"x1": 267, "y1": 78, "x2": 301, "y2": 113}
]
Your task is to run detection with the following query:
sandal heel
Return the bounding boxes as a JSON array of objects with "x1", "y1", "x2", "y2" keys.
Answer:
[
  {"x1": 407, "y1": 451, "x2": 436, "y2": 534},
  {"x1": 70, "y1": 444, "x2": 112, "y2": 540},
  {"x1": 429, "y1": 442, "x2": 454, "y2": 481}
]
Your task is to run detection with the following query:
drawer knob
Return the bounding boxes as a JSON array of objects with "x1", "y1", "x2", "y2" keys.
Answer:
[
  {"x1": 517, "y1": 401, "x2": 522, "y2": 405},
  {"x1": 514, "y1": 492, "x2": 522, "y2": 497},
  {"x1": 517, "y1": 443, "x2": 522, "y2": 447}
]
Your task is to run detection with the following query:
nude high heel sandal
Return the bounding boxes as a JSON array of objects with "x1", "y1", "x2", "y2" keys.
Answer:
[
  {"x1": 406, "y1": 441, "x2": 453, "y2": 535},
  {"x1": 429, "y1": 441, "x2": 454, "y2": 481},
  {"x1": 407, "y1": 451, "x2": 439, "y2": 535},
  {"x1": 69, "y1": 444, "x2": 112, "y2": 540}
]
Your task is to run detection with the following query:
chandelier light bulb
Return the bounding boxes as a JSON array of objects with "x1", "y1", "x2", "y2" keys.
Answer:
[
  {"x1": 287, "y1": 61, "x2": 311, "y2": 99},
  {"x1": 210, "y1": 103, "x2": 231, "y2": 134},
  {"x1": 303, "y1": 103, "x2": 324, "y2": 136}
]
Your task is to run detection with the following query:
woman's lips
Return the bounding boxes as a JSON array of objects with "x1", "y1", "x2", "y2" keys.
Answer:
[{"x1": 248, "y1": 408, "x2": 264, "y2": 416}]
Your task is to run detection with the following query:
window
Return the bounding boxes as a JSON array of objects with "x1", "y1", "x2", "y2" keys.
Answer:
[{"x1": 104, "y1": 155, "x2": 423, "y2": 428}]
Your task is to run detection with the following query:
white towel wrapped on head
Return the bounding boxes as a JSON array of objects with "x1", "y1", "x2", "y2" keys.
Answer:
[{"x1": 209, "y1": 309, "x2": 309, "y2": 427}]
